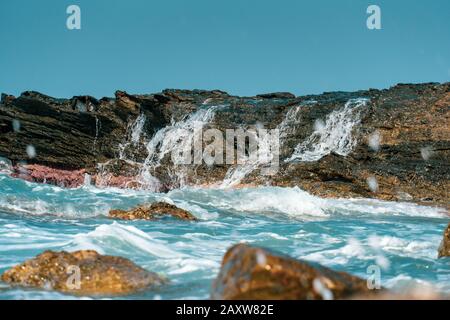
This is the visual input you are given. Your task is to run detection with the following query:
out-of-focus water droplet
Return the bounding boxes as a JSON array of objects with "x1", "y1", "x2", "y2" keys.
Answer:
[
  {"x1": 12, "y1": 119, "x2": 21, "y2": 132},
  {"x1": 368, "y1": 130, "x2": 381, "y2": 152},
  {"x1": 376, "y1": 255, "x2": 391, "y2": 270},
  {"x1": 26, "y1": 145, "x2": 36, "y2": 158},
  {"x1": 420, "y1": 147, "x2": 433, "y2": 161},
  {"x1": 256, "y1": 250, "x2": 267, "y2": 266},
  {"x1": 367, "y1": 176, "x2": 378, "y2": 192}
]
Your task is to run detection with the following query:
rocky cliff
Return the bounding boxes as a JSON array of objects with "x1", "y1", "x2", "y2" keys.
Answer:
[{"x1": 0, "y1": 83, "x2": 449, "y2": 208}]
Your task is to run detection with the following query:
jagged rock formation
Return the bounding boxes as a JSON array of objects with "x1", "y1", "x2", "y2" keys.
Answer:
[
  {"x1": 211, "y1": 244, "x2": 377, "y2": 300},
  {"x1": 438, "y1": 223, "x2": 450, "y2": 258},
  {"x1": 1, "y1": 250, "x2": 165, "y2": 296},
  {"x1": 0, "y1": 83, "x2": 449, "y2": 207},
  {"x1": 109, "y1": 202, "x2": 197, "y2": 221}
]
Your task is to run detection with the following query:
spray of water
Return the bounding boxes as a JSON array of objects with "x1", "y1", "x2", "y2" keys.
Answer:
[
  {"x1": 220, "y1": 100, "x2": 316, "y2": 188},
  {"x1": 220, "y1": 128, "x2": 278, "y2": 188},
  {"x1": 287, "y1": 98, "x2": 368, "y2": 162},
  {"x1": 139, "y1": 106, "x2": 220, "y2": 188},
  {"x1": 118, "y1": 114, "x2": 147, "y2": 160}
]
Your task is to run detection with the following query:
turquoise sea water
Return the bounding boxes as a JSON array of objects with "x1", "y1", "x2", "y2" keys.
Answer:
[{"x1": 0, "y1": 173, "x2": 448, "y2": 299}]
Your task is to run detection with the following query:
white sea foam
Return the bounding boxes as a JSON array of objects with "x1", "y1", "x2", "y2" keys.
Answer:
[
  {"x1": 254, "y1": 232, "x2": 289, "y2": 240},
  {"x1": 324, "y1": 197, "x2": 447, "y2": 218},
  {"x1": 176, "y1": 186, "x2": 448, "y2": 220},
  {"x1": 1, "y1": 173, "x2": 447, "y2": 220},
  {"x1": 69, "y1": 222, "x2": 182, "y2": 258},
  {"x1": 193, "y1": 186, "x2": 328, "y2": 219},
  {"x1": 68, "y1": 222, "x2": 223, "y2": 275}
]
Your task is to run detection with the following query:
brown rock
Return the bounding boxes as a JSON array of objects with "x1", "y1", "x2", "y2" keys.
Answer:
[
  {"x1": 211, "y1": 244, "x2": 377, "y2": 300},
  {"x1": 109, "y1": 201, "x2": 197, "y2": 221},
  {"x1": 1, "y1": 250, "x2": 165, "y2": 296},
  {"x1": 438, "y1": 223, "x2": 450, "y2": 258}
]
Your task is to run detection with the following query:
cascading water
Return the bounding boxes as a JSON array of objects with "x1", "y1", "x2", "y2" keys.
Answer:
[
  {"x1": 220, "y1": 100, "x2": 318, "y2": 188},
  {"x1": 95, "y1": 114, "x2": 148, "y2": 188},
  {"x1": 278, "y1": 100, "x2": 318, "y2": 139},
  {"x1": 95, "y1": 106, "x2": 221, "y2": 190},
  {"x1": 287, "y1": 98, "x2": 368, "y2": 162},
  {"x1": 118, "y1": 113, "x2": 147, "y2": 160},
  {"x1": 138, "y1": 106, "x2": 220, "y2": 188},
  {"x1": 221, "y1": 98, "x2": 368, "y2": 186},
  {"x1": 220, "y1": 126, "x2": 279, "y2": 188}
]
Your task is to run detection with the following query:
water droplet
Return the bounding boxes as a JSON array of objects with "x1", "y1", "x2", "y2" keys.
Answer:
[
  {"x1": 367, "y1": 176, "x2": 378, "y2": 192},
  {"x1": 26, "y1": 145, "x2": 36, "y2": 158},
  {"x1": 12, "y1": 119, "x2": 21, "y2": 132},
  {"x1": 368, "y1": 130, "x2": 381, "y2": 152},
  {"x1": 420, "y1": 147, "x2": 433, "y2": 161},
  {"x1": 375, "y1": 255, "x2": 391, "y2": 270},
  {"x1": 256, "y1": 250, "x2": 267, "y2": 266}
]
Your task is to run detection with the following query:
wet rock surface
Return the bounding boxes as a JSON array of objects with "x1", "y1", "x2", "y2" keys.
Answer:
[
  {"x1": 11, "y1": 164, "x2": 87, "y2": 188},
  {"x1": 438, "y1": 223, "x2": 450, "y2": 258},
  {"x1": 1, "y1": 250, "x2": 165, "y2": 296},
  {"x1": 109, "y1": 202, "x2": 198, "y2": 221},
  {"x1": 1, "y1": 83, "x2": 449, "y2": 207},
  {"x1": 211, "y1": 244, "x2": 376, "y2": 300}
]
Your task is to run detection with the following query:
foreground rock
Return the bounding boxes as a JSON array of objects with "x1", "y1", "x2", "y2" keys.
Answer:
[
  {"x1": 350, "y1": 289, "x2": 446, "y2": 300},
  {"x1": 1, "y1": 250, "x2": 165, "y2": 296},
  {"x1": 109, "y1": 202, "x2": 197, "y2": 221},
  {"x1": 1, "y1": 83, "x2": 449, "y2": 207},
  {"x1": 211, "y1": 244, "x2": 375, "y2": 300},
  {"x1": 438, "y1": 223, "x2": 450, "y2": 258}
]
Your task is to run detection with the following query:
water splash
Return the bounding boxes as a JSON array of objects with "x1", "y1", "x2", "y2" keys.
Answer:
[
  {"x1": 220, "y1": 100, "x2": 321, "y2": 187},
  {"x1": 83, "y1": 173, "x2": 92, "y2": 187},
  {"x1": 118, "y1": 114, "x2": 147, "y2": 160},
  {"x1": 139, "y1": 106, "x2": 220, "y2": 188},
  {"x1": 287, "y1": 98, "x2": 368, "y2": 162},
  {"x1": 220, "y1": 127, "x2": 279, "y2": 188}
]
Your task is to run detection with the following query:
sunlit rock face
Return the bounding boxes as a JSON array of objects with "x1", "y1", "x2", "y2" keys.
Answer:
[
  {"x1": 438, "y1": 223, "x2": 450, "y2": 258},
  {"x1": 0, "y1": 83, "x2": 449, "y2": 207},
  {"x1": 109, "y1": 202, "x2": 198, "y2": 221},
  {"x1": 1, "y1": 250, "x2": 165, "y2": 296},
  {"x1": 211, "y1": 244, "x2": 376, "y2": 300}
]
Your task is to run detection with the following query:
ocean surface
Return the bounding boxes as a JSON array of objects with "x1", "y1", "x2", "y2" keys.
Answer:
[{"x1": 0, "y1": 173, "x2": 448, "y2": 300}]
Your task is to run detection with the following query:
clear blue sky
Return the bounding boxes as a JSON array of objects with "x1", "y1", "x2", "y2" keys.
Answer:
[{"x1": 1, "y1": 0, "x2": 449, "y2": 98}]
